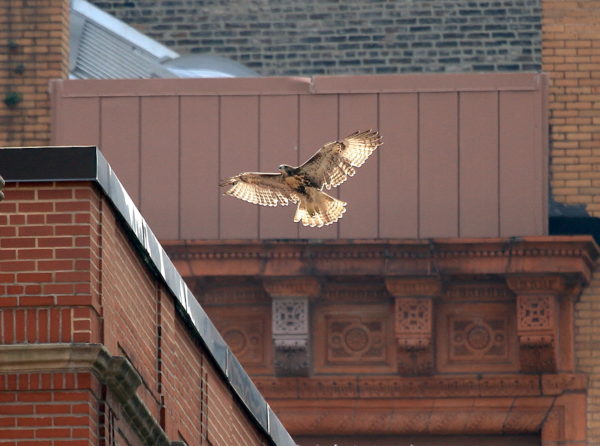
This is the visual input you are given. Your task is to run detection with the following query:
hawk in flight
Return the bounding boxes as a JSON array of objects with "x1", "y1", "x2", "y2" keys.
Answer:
[{"x1": 220, "y1": 130, "x2": 382, "y2": 227}]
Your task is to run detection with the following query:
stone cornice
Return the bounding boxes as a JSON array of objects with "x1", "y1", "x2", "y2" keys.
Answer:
[
  {"x1": 253, "y1": 374, "x2": 586, "y2": 436},
  {"x1": 253, "y1": 373, "x2": 585, "y2": 400},
  {"x1": 268, "y1": 397, "x2": 554, "y2": 436},
  {"x1": 164, "y1": 237, "x2": 599, "y2": 283},
  {"x1": 263, "y1": 277, "x2": 321, "y2": 299},
  {"x1": 0, "y1": 343, "x2": 173, "y2": 446}
]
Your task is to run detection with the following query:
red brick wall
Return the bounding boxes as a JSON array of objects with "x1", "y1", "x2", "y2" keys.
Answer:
[
  {"x1": 0, "y1": 0, "x2": 69, "y2": 146},
  {"x1": 0, "y1": 371, "x2": 101, "y2": 445},
  {"x1": 0, "y1": 182, "x2": 102, "y2": 345},
  {"x1": 0, "y1": 181, "x2": 270, "y2": 446}
]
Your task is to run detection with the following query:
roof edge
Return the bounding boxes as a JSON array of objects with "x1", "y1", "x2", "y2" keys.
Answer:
[{"x1": 0, "y1": 146, "x2": 294, "y2": 446}]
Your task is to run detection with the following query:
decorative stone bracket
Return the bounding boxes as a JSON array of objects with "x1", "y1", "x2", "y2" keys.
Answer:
[
  {"x1": 507, "y1": 275, "x2": 565, "y2": 373},
  {"x1": 264, "y1": 277, "x2": 320, "y2": 376},
  {"x1": 386, "y1": 277, "x2": 441, "y2": 376}
]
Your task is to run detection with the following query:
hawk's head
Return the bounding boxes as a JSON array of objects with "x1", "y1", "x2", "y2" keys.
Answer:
[{"x1": 278, "y1": 164, "x2": 295, "y2": 176}]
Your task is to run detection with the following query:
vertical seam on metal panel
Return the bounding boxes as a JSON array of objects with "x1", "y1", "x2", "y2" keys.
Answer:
[
  {"x1": 296, "y1": 94, "x2": 300, "y2": 239},
  {"x1": 98, "y1": 97, "x2": 103, "y2": 151},
  {"x1": 542, "y1": 77, "x2": 549, "y2": 235},
  {"x1": 177, "y1": 96, "x2": 182, "y2": 240},
  {"x1": 217, "y1": 96, "x2": 222, "y2": 239},
  {"x1": 138, "y1": 96, "x2": 142, "y2": 209},
  {"x1": 336, "y1": 93, "x2": 340, "y2": 239},
  {"x1": 257, "y1": 95, "x2": 261, "y2": 239},
  {"x1": 376, "y1": 93, "x2": 381, "y2": 239},
  {"x1": 497, "y1": 90, "x2": 501, "y2": 236},
  {"x1": 457, "y1": 92, "x2": 461, "y2": 238},
  {"x1": 417, "y1": 92, "x2": 421, "y2": 239}
]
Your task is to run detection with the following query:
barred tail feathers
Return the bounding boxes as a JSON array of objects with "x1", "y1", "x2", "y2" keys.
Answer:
[{"x1": 293, "y1": 190, "x2": 347, "y2": 227}]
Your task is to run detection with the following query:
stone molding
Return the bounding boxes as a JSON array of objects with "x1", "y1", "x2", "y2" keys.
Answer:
[
  {"x1": 0, "y1": 343, "x2": 178, "y2": 446},
  {"x1": 199, "y1": 283, "x2": 269, "y2": 306},
  {"x1": 254, "y1": 376, "x2": 586, "y2": 440},
  {"x1": 266, "y1": 396, "x2": 554, "y2": 436},
  {"x1": 322, "y1": 282, "x2": 388, "y2": 303},
  {"x1": 506, "y1": 275, "x2": 566, "y2": 295},
  {"x1": 166, "y1": 237, "x2": 597, "y2": 265},
  {"x1": 444, "y1": 283, "x2": 512, "y2": 300},
  {"x1": 254, "y1": 373, "x2": 586, "y2": 400},
  {"x1": 386, "y1": 277, "x2": 442, "y2": 298},
  {"x1": 263, "y1": 277, "x2": 320, "y2": 299},
  {"x1": 166, "y1": 239, "x2": 598, "y2": 292}
]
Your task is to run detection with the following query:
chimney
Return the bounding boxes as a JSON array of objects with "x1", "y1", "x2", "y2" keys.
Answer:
[{"x1": 0, "y1": 0, "x2": 69, "y2": 146}]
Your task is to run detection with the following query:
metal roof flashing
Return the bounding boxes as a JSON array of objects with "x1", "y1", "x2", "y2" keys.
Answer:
[{"x1": 0, "y1": 146, "x2": 294, "y2": 446}]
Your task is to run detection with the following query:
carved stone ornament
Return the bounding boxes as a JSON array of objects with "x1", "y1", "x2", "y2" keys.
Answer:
[
  {"x1": 208, "y1": 307, "x2": 272, "y2": 374},
  {"x1": 395, "y1": 297, "x2": 432, "y2": 349},
  {"x1": 272, "y1": 299, "x2": 308, "y2": 335},
  {"x1": 437, "y1": 303, "x2": 518, "y2": 373},
  {"x1": 516, "y1": 294, "x2": 557, "y2": 372},
  {"x1": 314, "y1": 305, "x2": 395, "y2": 374},
  {"x1": 271, "y1": 298, "x2": 310, "y2": 376},
  {"x1": 324, "y1": 316, "x2": 387, "y2": 366},
  {"x1": 518, "y1": 295, "x2": 554, "y2": 331},
  {"x1": 394, "y1": 297, "x2": 434, "y2": 376}
]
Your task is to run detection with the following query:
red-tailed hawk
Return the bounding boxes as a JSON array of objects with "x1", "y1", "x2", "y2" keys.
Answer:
[{"x1": 220, "y1": 130, "x2": 382, "y2": 227}]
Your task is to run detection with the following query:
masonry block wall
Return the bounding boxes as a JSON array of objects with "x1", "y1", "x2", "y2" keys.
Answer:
[
  {"x1": 0, "y1": 181, "x2": 271, "y2": 446},
  {"x1": 542, "y1": 3, "x2": 600, "y2": 440},
  {"x1": 544, "y1": 0, "x2": 600, "y2": 216},
  {"x1": 0, "y1": 369, "x2": 102, "y2": 446},
  {"x1": 576, "y1": 272, "x2": 600, "y2": 445},
  {"x1": 90, "y1": 0, "x2": 540, "y2": 75},
  {"x1": 0, "y1": 0, "x2": 69, "y2": 147}
]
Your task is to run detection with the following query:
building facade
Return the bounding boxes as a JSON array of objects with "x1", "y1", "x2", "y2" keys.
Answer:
[
  {"x1": 4, "y1": 0, "x2": 600, "y2": 443},
  {"x1": 0, "y1": 147, "x2": 294, "y2": 446},
  {"x1": 89, "y1": 0, "x2": 541, "y2": 75},
  {"x1": 49, "y1": 73, "x2": 600, "y2": 445}
]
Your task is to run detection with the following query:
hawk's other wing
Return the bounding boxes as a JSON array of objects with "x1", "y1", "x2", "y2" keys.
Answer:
[
  {"x1": 298, "y1": 130, "x2": 382, "y2": 190},
  {"x1": 220, "y1": 172, "x2": 299, "y2": 207}
]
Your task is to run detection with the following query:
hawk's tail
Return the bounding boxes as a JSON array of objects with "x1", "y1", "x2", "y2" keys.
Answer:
[{"x1": 294, "y1": 190, "x2": 347, "y2": 227}]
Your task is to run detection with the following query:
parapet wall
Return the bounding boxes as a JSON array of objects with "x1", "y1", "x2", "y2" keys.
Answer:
[{"x1": 51, "y1": 73, "x2": 548, "y2": 241}]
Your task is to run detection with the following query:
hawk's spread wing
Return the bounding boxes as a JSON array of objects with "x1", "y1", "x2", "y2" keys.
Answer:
[
  {"x1": 220, "y1": 172, "x2": 299, "y2": 207},
  {"x1": 298, "y1": 130, "x2": 382, "y2": 190}
]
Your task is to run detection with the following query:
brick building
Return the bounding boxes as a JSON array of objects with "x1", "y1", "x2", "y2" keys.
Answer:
[
  {"x1": 0, "y1": 0, "x2": 69, "y2": 147},
  {"x1": 0, "y1": 147, "x2": 294, "y2": 446},
  {"x1": 89, "y1": 0, "x2": 541, "y2": 75},
  {"x1": 48, "y1": 71, "x2": 599, "y2": 446},
  {"x1": 4, "y1": 0, "x2": 600, "y2": 444}
]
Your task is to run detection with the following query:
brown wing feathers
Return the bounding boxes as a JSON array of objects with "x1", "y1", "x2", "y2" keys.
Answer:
[
  {"x1": 220, "y1": 173, "x2": 297, "y2": 207},
  {"x1": 342, "y1": 130, "x2": 381, "y2": 167},
  {"x1": 299, "y1": 129, "x2": 382, "y2": 190},
  {"x1": 219, "y1": 130, "x2": 382, "y2": 226}
]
